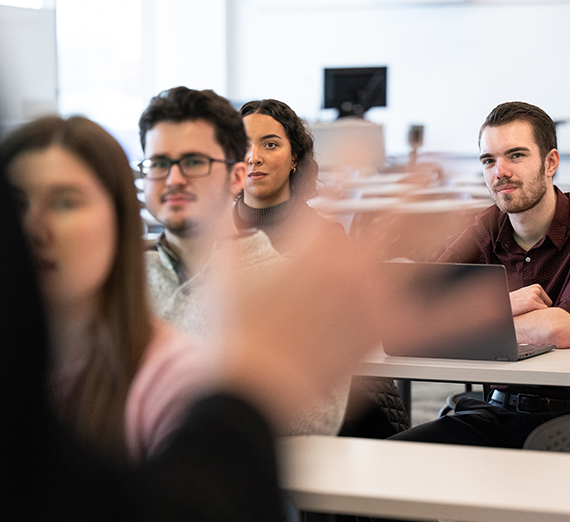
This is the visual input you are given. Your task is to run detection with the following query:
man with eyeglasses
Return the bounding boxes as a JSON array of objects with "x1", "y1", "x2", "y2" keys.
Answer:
[
  {"x1": 138, "y1": 87, "x2": 281, "y2": 336},
  {"x1": 137, "y1": 87, "x2": 350, "y2": 438}
]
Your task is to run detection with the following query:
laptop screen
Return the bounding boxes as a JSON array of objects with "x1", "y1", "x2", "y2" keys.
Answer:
[{"x1": 376, "y1": 262, "x2": 522, "y2": 361}]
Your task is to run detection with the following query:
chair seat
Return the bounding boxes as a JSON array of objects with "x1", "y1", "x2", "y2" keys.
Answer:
[{"x1": 523, "y1": 414, "x2": 570, "y2": 452}]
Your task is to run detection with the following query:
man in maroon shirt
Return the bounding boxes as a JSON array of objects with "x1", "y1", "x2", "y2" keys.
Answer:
[{"x1": 390, "y1": 101, "x2": 570, "y2": 448}]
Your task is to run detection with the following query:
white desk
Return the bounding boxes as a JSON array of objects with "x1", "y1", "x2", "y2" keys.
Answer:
[
  {"x1": 358, "y1": 345, "x2": 570, "y2": 387},
  {"x1": 279, "y1": 435, "x2": 570, "y2": 521}
]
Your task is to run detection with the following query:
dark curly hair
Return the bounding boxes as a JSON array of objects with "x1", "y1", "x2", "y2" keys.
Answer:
[
  {"x1": 139, "y1": 86, "x2": 248, "y2": 165},
  {"x1": 479, "y1": 101, "x2": 557, "y2": 160},
  {"x1": 240, "y1": 99, "x2": 318, "y2": 201}
]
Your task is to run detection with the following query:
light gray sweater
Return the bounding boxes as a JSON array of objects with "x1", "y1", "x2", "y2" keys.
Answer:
[{"x1": 146, "y1": 231, "x2": 282, "y2": 340}]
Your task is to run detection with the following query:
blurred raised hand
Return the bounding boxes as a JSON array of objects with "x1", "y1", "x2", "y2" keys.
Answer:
[{"x1": 213, "y1": 199, "x2": 503, "y2": 432}]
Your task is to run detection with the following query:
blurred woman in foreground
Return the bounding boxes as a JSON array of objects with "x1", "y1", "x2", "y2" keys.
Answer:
[{"x1": 0, "y1": 115, "x2": 216, "y2": 460}]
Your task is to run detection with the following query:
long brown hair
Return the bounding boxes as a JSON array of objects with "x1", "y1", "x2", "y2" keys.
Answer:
[{"x1": 0, "y1": 115, "x2": 153, "y2": 456}]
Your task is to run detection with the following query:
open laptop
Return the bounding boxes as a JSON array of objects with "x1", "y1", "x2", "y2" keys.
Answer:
[{"x1": 378, "y1": 262, "x2": 555, "y2": 361}]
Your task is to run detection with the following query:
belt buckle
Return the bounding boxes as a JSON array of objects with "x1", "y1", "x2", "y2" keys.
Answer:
[{"x1": 515, "y1": 393, "x2": 541, "y2": 413}]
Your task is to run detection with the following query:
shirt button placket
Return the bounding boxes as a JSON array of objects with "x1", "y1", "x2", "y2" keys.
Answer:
[{"x1": 523, "y1": 255, "x2": 533, "y2": 285}]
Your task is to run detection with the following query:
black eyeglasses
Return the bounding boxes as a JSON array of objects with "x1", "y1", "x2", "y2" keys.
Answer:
[{"x1": 137, "y1": 153, "x2": 236, "y2": 181}]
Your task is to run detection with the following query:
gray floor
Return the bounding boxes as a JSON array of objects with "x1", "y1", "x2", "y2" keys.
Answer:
[{"x1": 409, "y1": 381, "x2": 484, "y2": 427}]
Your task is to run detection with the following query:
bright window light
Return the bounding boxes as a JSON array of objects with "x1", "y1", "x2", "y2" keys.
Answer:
[
  {"x1": 0, "y1": 0, "x2": 44, "y2": 8},
  {"x1": 56, "y1": 0, "x2": 144, "y2": 160}
]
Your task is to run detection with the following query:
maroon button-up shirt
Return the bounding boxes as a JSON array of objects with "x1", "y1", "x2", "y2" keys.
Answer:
[
  {"x1": 439, "y1": 186, "x2": 570, "y2": 397},
  {"x1": 439, "y1": 186, "x2": 570, "y2": 313}
]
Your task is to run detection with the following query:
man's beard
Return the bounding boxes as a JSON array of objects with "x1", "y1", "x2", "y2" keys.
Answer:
[
  {"x1": 161, "y1": 176, "x2": 232, "y2": 238},
  {"x1": 162, "y1": 216, "x2": 198, "y2": 238},
  {"x1": 491, "y1": 163, "x2": 547, "y2": 214}
]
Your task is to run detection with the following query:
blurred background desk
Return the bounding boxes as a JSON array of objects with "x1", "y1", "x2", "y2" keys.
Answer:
[
  {"x1": 279, "y1": 435, "x2": 570, "y2": 521},
  {"x1": 312, "y1": 167, "x2": 493, "y2": 261}
]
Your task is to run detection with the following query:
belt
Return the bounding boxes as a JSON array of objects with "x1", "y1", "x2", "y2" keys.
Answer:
[{"x1": 489, "y1": 390, "x2": 570, "y2": 413}]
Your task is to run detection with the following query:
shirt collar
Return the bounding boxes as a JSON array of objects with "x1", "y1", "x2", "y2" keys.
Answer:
[
  {"x1": 156, "y1": 232, "x2": 188, "y2": 284},
  {"x1": 154, "y1": 229, "x2": 259, "y2": 286}
]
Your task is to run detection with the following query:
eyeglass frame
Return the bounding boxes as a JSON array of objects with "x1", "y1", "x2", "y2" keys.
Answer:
[{"x1": 137, "y1": 153, "x2": 237, "y2": 181}]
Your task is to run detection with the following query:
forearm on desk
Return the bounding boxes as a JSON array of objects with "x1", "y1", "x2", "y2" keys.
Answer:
[{"x1": 514, "y1": 307, "x2": 570, "y2": 348}]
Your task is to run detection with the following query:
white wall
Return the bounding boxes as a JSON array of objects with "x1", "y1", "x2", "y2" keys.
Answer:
[
  {"x1": 228, "y1": 1, "x2": 570, "y2": 155},
  {"x1": 0, "y1": 5, "x2": 57, "y2": 134},
  {"x1": 142, "y1": 0, "x2": 227, "y2": 100},
  {"x1": 56, "y1": 0, "x2": 144, "y2": 158},
  {"x1": 51, "y1": 1, "x2": 570, "y2": 158}
]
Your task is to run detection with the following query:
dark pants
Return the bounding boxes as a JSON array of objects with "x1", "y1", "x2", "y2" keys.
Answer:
[{"x1": 389, "y1": 397, "x2": 570, "y2": 448}]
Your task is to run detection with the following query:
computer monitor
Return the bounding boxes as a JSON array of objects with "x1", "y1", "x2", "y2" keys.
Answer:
[{"x1": 324, "y1": 67, "x2": 387, "y2": 118}]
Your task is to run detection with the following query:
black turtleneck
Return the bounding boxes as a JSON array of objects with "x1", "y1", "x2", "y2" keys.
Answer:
[
  {"x1": 233, "y1": 196, "x2": 350, "y2": 255},
  {"x1": 235, "y1": 197, "x2": 296, "y2": 230}
]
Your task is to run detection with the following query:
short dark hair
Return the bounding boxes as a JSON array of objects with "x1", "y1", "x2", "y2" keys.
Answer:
[
  {"x1": 240, "y1": 99, "x2": 318, "y2": 201},
  {"x1": 479, "y1": 101, "x2": 557, "y2": 160},
  {"x1": 139, "y1": 87, "x2": 248, "y2": 164}
]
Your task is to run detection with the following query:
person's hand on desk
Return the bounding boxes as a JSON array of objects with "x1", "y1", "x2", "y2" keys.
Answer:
[
  {"x1": 509, "y1": 285, "x2": 570, "y2": 348},
  {"x1": 514, "y1": 306, "x2": 570, "y2": 349},
  {"x1": 510, "y1": 284, "x2": 552, "y2": 316}
]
